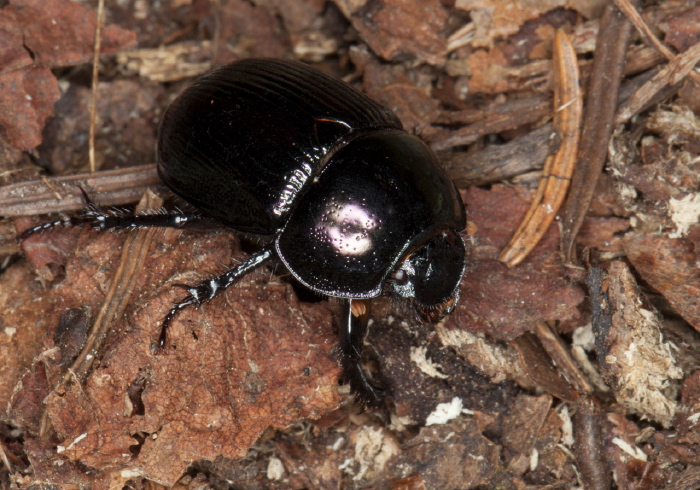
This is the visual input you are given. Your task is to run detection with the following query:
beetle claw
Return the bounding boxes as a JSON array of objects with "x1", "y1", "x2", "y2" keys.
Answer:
[
  {"x1": 343, "y1": 360, "x2": 387, "y2": 408},
  {"x1": 150, "y1": 341, "x2": 167, "y2": 355}
]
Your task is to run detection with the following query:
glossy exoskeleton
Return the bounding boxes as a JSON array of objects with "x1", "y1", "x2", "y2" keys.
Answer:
[{"x1": 21, "y1": 59, "x2": 467, "y2": 406}]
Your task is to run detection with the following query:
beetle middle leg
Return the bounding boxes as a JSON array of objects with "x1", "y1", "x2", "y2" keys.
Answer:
[
  {"x1": 339, "y1": 299, "x2": 385, "y2": 406},
  {"x1": 156, "y1": 247, "x2": 274, "y2": 352}
]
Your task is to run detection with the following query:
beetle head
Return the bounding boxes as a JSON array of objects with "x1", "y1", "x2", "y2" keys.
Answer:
[{"x1": 390, "y1": 230, "x2": 466, "y2": 323}]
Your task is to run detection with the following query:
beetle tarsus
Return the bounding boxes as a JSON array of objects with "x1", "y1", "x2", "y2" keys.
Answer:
[
  {"x1": 339, "y1": 299, "x2": 386, "y2": 407},
  {"x1": 154, "y1": 247, "x2": 275, "y2": 350},
  {"x1": 152, "y1": 295, "x2": 198, "y2": 353},
  {"x1": 343, "y1": 357, "x2": 386, "y2": 407},
  {"x1": 19, "y1": 216, "x2": 76, "y2": 242}
]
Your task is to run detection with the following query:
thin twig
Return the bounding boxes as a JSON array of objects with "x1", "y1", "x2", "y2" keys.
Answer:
[
  {"x1": 616, "y1": 41, "x2": 700, "y2": 124},
  {"x1": 573, "y1": 397, "x2": 612, "y2": 490},
  {"x1": 0, "y1": 441, "x2": 14, "y2": 479},
  {"x1": 533, "y1": 322, "x2": 592, "y2": 395},
  {"x1": 612, "y1": 0, "x2": 700, "y2": 86},
  {"x1": 0, "y1": 164, "x2": 160, "y2": 217},
  {"x1": 89, "y1": 0, "x2": 105, "y2": 173},
  {"x1": 559, "y1": 2, "x2": 636, "y2": 267},
  {"x1": 39, "y1": 192, "x2": 160, "y2": 437}
]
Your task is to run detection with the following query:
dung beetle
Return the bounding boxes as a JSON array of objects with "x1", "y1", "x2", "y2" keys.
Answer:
[{"x1": 20, "y1": 58, "x2": 466, "y2": 406}]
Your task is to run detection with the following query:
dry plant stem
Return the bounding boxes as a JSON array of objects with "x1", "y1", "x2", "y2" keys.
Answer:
[
  {"x1": 559, "y1": 2, "x2": 635, "y2": 267},
  {"x1": 434, "y1": 93, "x2": 550, "y2": 125},
  {"x1": 445, "y1": 69, "x2": 673, "y2": 187},
  {"x1": 444, "y1": 124, "x2": 552, "y2": 186},
  {"x1": 612, "y1": 0, "x2": 700, "y2": 86},
  {"x1": 498, "y1": 30, "x2": 581, "y2": 267},
  {"x1": 431, "y1": 94, "x2": 552, "y2": 151},
  {"x1": 533, "y1": 322, "x2": 592, "y2": 395},
  {"x1": 0, "y1": 441, "x2": 13, "y2": 478},
  {"x1": 616, "y1": 41, "x2": 700, "y2": 124},
  {"x1": 0, "y1": 164, "x2": 160, "y2": 217},
  {"x1": 38, "y1": 192, "x2": 160, "y2": 437},
  {"x1": 89, "y1": 0, "x2": 105, "y2": 173},
  {"x1": 573, "y1": 397, "x2": 611, "y2": 490}
]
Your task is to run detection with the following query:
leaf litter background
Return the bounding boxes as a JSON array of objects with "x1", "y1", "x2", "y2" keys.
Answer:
[{"x1": 0, "y1": 0, "x2": 699, "y2": 488}]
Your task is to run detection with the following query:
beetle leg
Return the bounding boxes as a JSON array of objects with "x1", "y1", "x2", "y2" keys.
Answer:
[
  {"x1": 339, "y1": 299, "x2": 385, "y2": 407},
  {"x1": 19, "y1": 191, "x2": 217, "y2": 242},
  {"x1": 154, "y1": 247, "x2": 274, "y2": 352}
]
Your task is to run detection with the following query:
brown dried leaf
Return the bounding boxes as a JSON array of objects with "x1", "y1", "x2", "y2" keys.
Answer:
[
  {"x1": 624, "y1": 231, "x2": 700, "y2": 332},
  {"x1": 6, "y1": 0, "x2": 135, "y2": 66},
  {"x1": 447, "y1": 186, "x2": 585, "y2": 341},
  {"x1": 605, "y1": 413, "x2": 651, "y2": 488},
  {"x1": 455, "y1": 0, "x2": 606, "y2": 48},
  {"x1": 0, "y1": 0, "x2": 135, "y2": 151},
  {"x1": 0, "y1": 9, "x2": 32, "y2": 72},
  {"x1": 0, "y1": 264, "x2": 55, "y2": 413},
  {"x1": 659, "y1": 6, "x2": 700, "y2": 52},
  {"x1": 458, "y1": 48, "x2": 514, "y2": 95},
  {"x1": 214, "y1": 0, "x2": 290, "y2": 64},
  {"x1": 0, "y1": 67, "x2": 60, "y2": 151},
  {"x1": 534, "y1": 407, "x2": 575, "y2": 482},
  {"x1": 353, "y1": 57, "x2": 440, "y2": 132},
  {"x1": 394, "y1": 418, "x2": 501, "y2": 488},
  {"x1": 501, "y1": 394, "x2": 552, "y2": 455},
  {"x1": 332, "y1": 0, "x2": 448, "y2": 65},
  {"x1": 7, "y1": 228, "x2": 341, "y2": 487},
  {"x1": 15, "y1": 216, "x2": 81, "y2": 282},
  {"x1": 24, "y1": 436, "x2": 95, "y2": 488},
  {"x1": 38, "y1": 80, "x2": 163, "y2": 175},
  {"x1": 260, "y1": 0, "x2": 327, "y2": 33},
  {"x1": 675, "y1": 372, "x2": 700, "y2": 447},
  {"x1": 371, "y1": 84, "x2": 440, "y2": 134},
  {"x1": 576, "y1": 216, "x2": 629, "y2": 253},
  {"x1": 225, "y1": 0, "x2": 337, "y2": 62},
  {"x1": 511, "y1": 333, "x2": 578, "y2": 402}
]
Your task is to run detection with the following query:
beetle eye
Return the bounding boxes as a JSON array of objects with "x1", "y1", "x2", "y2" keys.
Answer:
[{"x1": 391, "y1": 262, "x2": 416, "y2": 298}]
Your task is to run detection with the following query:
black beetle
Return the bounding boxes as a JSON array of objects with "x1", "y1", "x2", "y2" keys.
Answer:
[{"x1": 21, "y1": 59, "x2": 466, "y2": 406}]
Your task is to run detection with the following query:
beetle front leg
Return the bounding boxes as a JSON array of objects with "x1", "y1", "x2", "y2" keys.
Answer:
[
  {"x1": 154, "y1": 247, "x2": 275, "y2": 352},
  {"x1": 338, "y1": 299, "x2": 385, "y2": 407}
]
